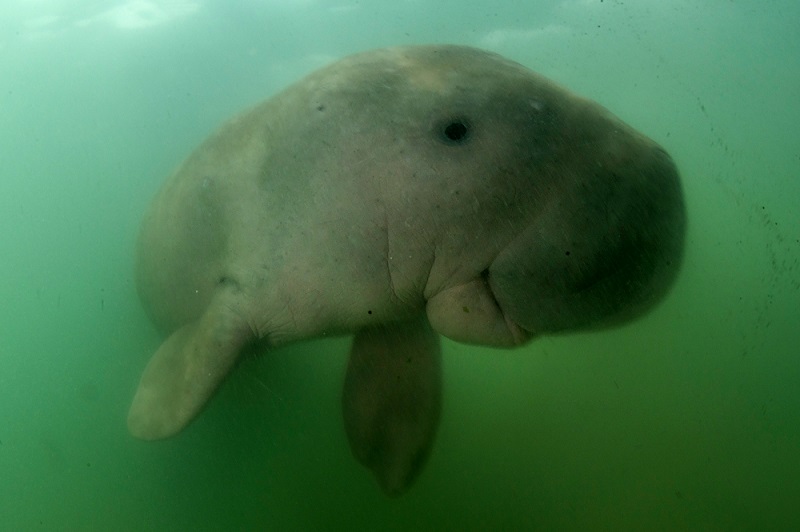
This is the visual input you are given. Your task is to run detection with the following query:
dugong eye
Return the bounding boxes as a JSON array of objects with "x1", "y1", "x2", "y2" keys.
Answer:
[{"x1": 438, "y1": 118, "x2": 471, "y2": 145}]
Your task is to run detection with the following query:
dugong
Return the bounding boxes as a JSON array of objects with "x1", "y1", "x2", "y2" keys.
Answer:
[{"x1": 128, "y1": 45, "x2": 685, "y2": 496}]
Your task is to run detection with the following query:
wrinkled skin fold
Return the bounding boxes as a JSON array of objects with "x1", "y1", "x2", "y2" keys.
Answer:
[{"x1": 128, "y1": 45, "x2": 686, "y2": 496}]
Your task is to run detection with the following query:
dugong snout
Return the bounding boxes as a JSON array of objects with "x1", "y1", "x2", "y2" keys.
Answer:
[{"x1": 489, "y1": 129, "x2": 685, "y2": 336}]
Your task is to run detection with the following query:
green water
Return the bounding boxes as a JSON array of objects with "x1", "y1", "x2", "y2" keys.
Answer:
[{"x1": 1, "y1": 1, "x2": 798, "y2": 529}]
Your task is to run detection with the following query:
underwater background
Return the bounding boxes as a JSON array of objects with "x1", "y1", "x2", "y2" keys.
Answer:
[{"x1": 1, "y1": 0, "x2": 798, "y2": 529}]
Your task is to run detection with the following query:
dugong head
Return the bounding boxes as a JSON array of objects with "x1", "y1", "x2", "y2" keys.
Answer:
[
  {"x1": 304, "y1": 46, "x2": 686, "y2": 346},
  {"x1": 128, "y1": 45, "x2": 685, "y2": 497}
]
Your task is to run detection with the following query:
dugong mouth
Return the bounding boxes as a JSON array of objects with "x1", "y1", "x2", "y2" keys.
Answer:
[{"x1": 502, "y1": 311, "x2": 533, "y2": 344}]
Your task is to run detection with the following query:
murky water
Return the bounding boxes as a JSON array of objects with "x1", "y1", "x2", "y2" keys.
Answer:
[{"x1": 1, "y1": 1, "x2": 798, "y2": 529}]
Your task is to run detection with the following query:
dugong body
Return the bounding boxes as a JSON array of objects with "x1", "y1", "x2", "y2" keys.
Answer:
[{"x1": 129, "y1": 45, "x2": 685, "y2": 496}]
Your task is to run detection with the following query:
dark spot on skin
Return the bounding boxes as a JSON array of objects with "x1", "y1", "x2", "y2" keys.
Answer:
[
  {"x1": 317, "y1": 104, "x2": 325, "y2": 111},
  {"x1": 438, "y1": 118, "x2": 471, "y2": 144},
  {"x1": 565, "y1": 250, "x2": 571, "y2": 256},
  {"x1": 462, "y1": 306, "x2": 470, "y2": 313},
  {"x1": 218, "y1": 276, "x2": 242, "y2": 291},
  {"x1": 367, "y1": 309, "x2": 372, "y2": 315},
  {"x1": 444, "y1": 121, "x2": 469, "y2": 141}
]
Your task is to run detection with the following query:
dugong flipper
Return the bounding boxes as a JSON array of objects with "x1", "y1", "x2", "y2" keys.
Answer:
[
  {"x1": 342, "y1": 317, "x2": 442, "y2": 496},
  {"x1": 128, "y1": 44, "x2": 685, "y2": 496},
  {"x1": 128, "y1": 284, "x2": 255, "y2": 439}
]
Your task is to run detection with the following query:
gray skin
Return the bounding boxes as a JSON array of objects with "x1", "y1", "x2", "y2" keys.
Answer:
[{"x1": 128, "y1": 45, "x2": 685, "y2": 497}]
